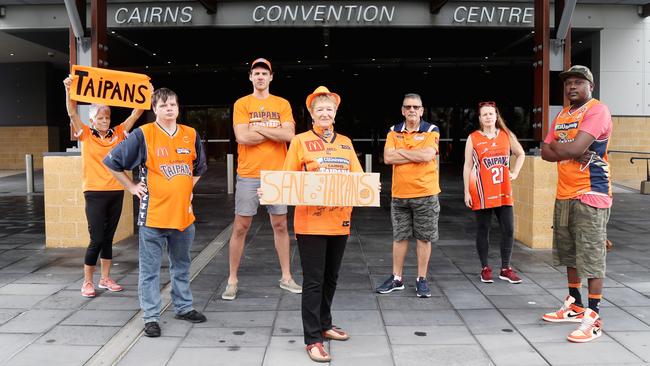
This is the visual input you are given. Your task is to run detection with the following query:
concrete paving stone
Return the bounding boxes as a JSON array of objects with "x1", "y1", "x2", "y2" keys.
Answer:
[
  {"x1": 623, "y1": 307, "x2": 650, "y2": 326},
  {"x1": 0, "y1": 283, "x2": 65, "y2": 296},
  {"x1": 472, "y1": 280, "x2": 548, "y2": 296},
  {"x1": 329, "y1": 335, "x2": 393, "y2": 366},
  {"x1": 332, "y1": 291, "x2": 379, "y2": 310},
  {"x1": 475, "y1": 333, "x2": 549, "y2": 366},
  {"x1": 0, "y1": 294, "x2": 50, "y2": 309},
  {"x1": 392, "y1": 344, "x2": 490, "y2": 366},
  {"x1": 0, "y1": 309, "x2": 72, "y2": 333},
  {"x1": 4, "y1": 344, "x2": 99, "y2": 366},
  {"x1": 517, "y1": 323, "x2": 615, "y2": 343},
  {"x1": 443, "y1": 288, "x2": 495, "y2": 309},
  {"x1": 501, "y1": 308, "x2": 553, "y2": 325},
  {"x1": 334, "y1": 274, "x2": 373, "y2": 290},
  {"x1": 328, "y1": 310, "x2": 385, "y2": 335},
  {"x1": 608, "y1": 264, "x2": 650, "y2": 273},
  {"x1": 382, "y1": 309, "x2": 463, "y2": 326},
  {"x1": 195, "y1": 311, "x2": 276, "y2": 328},
  {"x1": 609, "y1": 272, "x2": 650, "y2": 284},
  {"x1": 514, "y1": 262, "x2": 559, "y2": 274},
  {"x1": 262, "y1": 336, "x2": 320, "y2": 366},
  {"x1": 157, "y1": 310, "x2": 194, "y2": 337},
  {"x1": 546, "y1": 288, "x2": 615, "y2": 308},
  {"x1": 607, "y1": 331, "x2": 650, "y2": 362},
  {"x1": 0, "y1": 273, "x2": 22, "y2": 287},
  {"x1": 434, "y1": 280, "x2": 477, "y2": 290},
  {"x1": 604, "y1": 288, "x2": 650, "y2": 307},
  {"x1": 36, "y1": 324, "x2": 120, "y2": 345},
  {"x1": 533, "y1": 340, "x2": 643, "y2": 365},
  {"x1": 597, "y1": 307, "x2": 650, "y2": 331},
  {"x1": 626, "y1": 283, "x2": 650, "y2": 295},
  {"x1": 32, "y1": 289, "x2": 93, "y2": 309},
  {"x1": 221, "y1": 285, "x2": 286, "y2": 300},
  {"x1": 82, "y1": 294, "x2": 141, "y2": 310},
  {"x1": 60, "y1": 309, "x2": 137, "y2": 326},
  {"x1": 386, "y1": 325, "x2": 476, "y2": 345},
  {"x1": 487, "y1": 294, "x2": 563, "y2": 309},
  {"x1": 117, "y1": 336, "x2": 183, "y2": 366},
  {"x1": 11, "y1": 273, "x2": 82, "y2": 284},
  {"x1": 458, "y1": 309, "x2": 518, "y2": 335},
  {"x1": 206, "y1": 296, "x2": 280, "y2": 312},
  {"x1": 0, "y1": 310, "x2": 21, "y2": 326},
  {"x1": 527, "y1": 272, "x2": 572, "y2": 289},
  {"x1": 181, "y1": 326, "x2": 272, "y2": 347},
  {"x1": 272, "y1": 310, "x2": 302, "y2": 336},
  {"x1": 379, "y1": 295, "x2": 453, "y2": 311},
  {"x1": 0, "y1": 333, "x2": 40, "y2": 363}
]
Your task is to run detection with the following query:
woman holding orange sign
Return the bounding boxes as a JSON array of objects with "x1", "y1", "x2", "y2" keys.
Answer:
[
  {"x1": 282, "y1": 86, "x2": 363, "y2": 363},
  {"x1": 64, "y1": 76, "x2": 144, "y2": 298}
]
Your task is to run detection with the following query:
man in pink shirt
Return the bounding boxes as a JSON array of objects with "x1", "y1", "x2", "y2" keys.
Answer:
[{"x1": 541, "y1": 65, "x2": 613, "y2": 343}]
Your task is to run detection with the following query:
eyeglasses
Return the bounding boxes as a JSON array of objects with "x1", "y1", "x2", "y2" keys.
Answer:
[
  {"x1": 478, "y1": 101, "x2": 496, "y2": 108},
  {"x1": 402, "y1": 105, "x2": 423, "y2": 110}
]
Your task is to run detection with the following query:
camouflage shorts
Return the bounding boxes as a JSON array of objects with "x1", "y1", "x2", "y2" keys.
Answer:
[
  {"x1": 391, "y1": 195, "x2": 440, "y2": 243},
  {"x1": 552, "y1": 199, "x2": 610, "y2": 279}
]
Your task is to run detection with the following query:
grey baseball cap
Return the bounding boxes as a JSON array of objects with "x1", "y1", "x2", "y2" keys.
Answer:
[{"x1": 559, "y1": 65, "x2": 594, "y2": 84}]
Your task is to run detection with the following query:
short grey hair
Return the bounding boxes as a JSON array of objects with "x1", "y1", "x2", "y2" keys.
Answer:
[{"x1": 403, "y1": 93, "x2": 422, "y2": 104}]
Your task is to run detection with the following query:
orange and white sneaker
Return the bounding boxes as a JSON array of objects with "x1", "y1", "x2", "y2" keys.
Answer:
[
  {"x1": 567, "y1": 308, "x2": 602, "y2": 343},
  {"x1": 542, "y1": 295, "x2": 585, "y2": 323},
  {"x1": 81, "y1": 281, "x2": 96, "y2": 298},
  {"x1": 98, "y1": 277, "x2": 124, "y2": 292}
]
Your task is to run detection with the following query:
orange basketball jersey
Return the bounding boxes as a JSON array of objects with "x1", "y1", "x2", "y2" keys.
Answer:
[
  {"x1": 282, "y1": 130, "x2": 363, "y2": 236},
  {"x1": 78, "y1": 123, "x2": 127, "y2": 192},
  {"x1": 468, "y1": 129, "x2": 513, "y2": 210},
  {"x1": 233, "y1": 94, "x2": 295, "y2": 178}
]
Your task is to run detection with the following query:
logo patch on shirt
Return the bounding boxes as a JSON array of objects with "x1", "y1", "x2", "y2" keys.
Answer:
[
  {"x1": 305, "y1": 139, "x2": 325, "y2": 152},
  {"x1": 176, "y1": 148, "x2": 191, "y2": 154},
  {"x1": 339, "y1": 144, "x2": 352, "y2": 150},
  {"x1": 160, "y1": 163, "x2": 192, "y2": 180},
  {"x1": 414, "y1": 135, "x2": 425, "y2": 141},
  {"x1": 342, "y1": 221, "x2": 350, "y2": 227}
]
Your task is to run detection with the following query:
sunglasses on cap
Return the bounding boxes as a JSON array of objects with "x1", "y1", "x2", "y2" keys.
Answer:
[{"x1": 478, "y1": 101, "x2": 496, "y2": 108}]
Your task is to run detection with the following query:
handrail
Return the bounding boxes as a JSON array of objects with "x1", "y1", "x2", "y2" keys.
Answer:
[
  {"x1": 630, "y1": 157, "x2": 650, "y2": 181},
  {"x1": 609, "y1": 150, "x2": 650, "y2": 155}
]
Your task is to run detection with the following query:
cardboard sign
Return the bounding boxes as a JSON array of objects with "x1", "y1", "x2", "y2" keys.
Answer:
[
  {"x1": 260, "y1": 171, "x2": 380, "y2": 207},
  {"x1": 70, "y1": 65, "x2": 151, "y2": 109}
]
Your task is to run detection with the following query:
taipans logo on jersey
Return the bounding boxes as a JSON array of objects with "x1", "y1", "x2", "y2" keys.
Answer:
[
  {"x1": 414, "y1": 135, "x2": 425, "y2": 141},
  {"x1": 160, "y1": 163, "x2": 192, "y2": 180},
  {"x1": 176, "y1": 148, "x2": 191, "y2": 154},
  {"x1": 482, "y1": 155, "x2": 509, "y2": 169},
  {"x1": 305, "y1": 139, "x2": 325, "y2": 152}
]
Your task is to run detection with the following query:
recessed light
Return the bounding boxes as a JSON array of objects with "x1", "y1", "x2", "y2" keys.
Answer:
[
  {"x1": 167, "y1": 61, "x2": 171, "y2": 64},
  {"x1": 371, "y1": 58, "x2": 375, "y2": 61},
  {"x1": 324, "y1": 43, "x2": 328, "y2": 47},
  {"x1": 110, "y1": 31, "x2": 115, "y2": 34},
  {"x1": 134, "y1": 43, "x2": 138, "y2": 46},
  {"x1": 9, "y1": 53, "x2": 14, "y2": 56},
  {"x1": 297, "y1": 60, "x2": 301, "y2": 63},
  {"x1": 427, "y1": 57, "x2": 432, "y2": 61},
  {"x1": 145, "y1": 65, "x2": 149, "y2": 69},
  {"x1": 152, "y1": 53, "x2": 157, "y2": 56},
  {"x1": 195, "y1": 64, "x2": 199, "y2": 67},
  {"x1": 484, "y1": 56, "x2": 489, "y2": 59},
  {"x1": 324, "y1": 55, "x2": 328, "y2": 59}
]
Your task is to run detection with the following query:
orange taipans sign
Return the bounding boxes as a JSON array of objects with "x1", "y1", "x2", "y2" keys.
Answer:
[
  {"x1": 260, "y1": 171, "x2": 381, "y2": 207},
  {"x1": 70, "y1": 65, "x2": 152, "y2": 109}
]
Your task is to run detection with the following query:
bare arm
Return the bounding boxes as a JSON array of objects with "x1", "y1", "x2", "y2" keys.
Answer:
[
  {"x1": 255, "y1": 122, "x2": 295, "y2": 143},
  {"x1": 384, "y1": 148, "x2": 411, "y2": 165},
  {"x1": 122, "y1": 109, "x2": 143, "y2": 132},
  {"x1": 193, "y1": 176, "x2": 201, "y2": 186},
  {"x1": 397, "y1": 147, "x2": 436, "y2": 163},
  {"x1": 108, "y1": 169, "x2": 147, "y2": 199},
  {"x1": 541, "y1": 142, "x2": 562, "y2": 162},
  {"x1": 509, "y1": 133, "x2": 525, "y2": 181},
  {"x1": 63, "y1": 76, "x2": 84, "y2": 134},
  {"x1": 547, "y1": 131, "x2": 595, "y2": 160},
  {"x1": 462, "y1": 136, "x2": 474, "y2": 208},
  {"x1": 233, "y1": 123, "x2": 267, "y2": 145}
]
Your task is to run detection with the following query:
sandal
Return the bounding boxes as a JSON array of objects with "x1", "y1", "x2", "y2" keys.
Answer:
[
  {"x1": 306, "y1": 342, "x2": 331, "y2": 362},
  {"x1": 323, "y1": 326, "x2": 349, "y2": 341}
]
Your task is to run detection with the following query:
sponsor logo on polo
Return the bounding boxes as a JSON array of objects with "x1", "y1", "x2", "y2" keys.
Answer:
[
  {"x1": 156, "y1": 147, "x2": 169, "y2": 157},
  {"x1": 305, "y1": 139, "x2": 325, "y2": 152},
  {"x1": 176, "y1": 148, "x2": 191, "y2": 154}
]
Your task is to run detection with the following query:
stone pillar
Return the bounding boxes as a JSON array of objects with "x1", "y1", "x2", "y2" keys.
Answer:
[
  {"x1": 43, "y1": 152, "x2": 133, "y2": 248},
  {"x1": 512, "y1": 155, "x2": 557, "y2": 249}
]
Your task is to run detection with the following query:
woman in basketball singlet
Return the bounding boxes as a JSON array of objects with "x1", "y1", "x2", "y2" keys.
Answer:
[
  {"x1": 462, "y1": 101, "x2": 525, "y2": 284},
  {"x1": 64, "y1": 76, "x2": 144, "y2": 298}
]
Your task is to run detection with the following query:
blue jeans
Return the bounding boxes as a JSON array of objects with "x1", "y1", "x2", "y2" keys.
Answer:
[{"x1": 138, "y1": 224, "x2": 195, "y2": 323}]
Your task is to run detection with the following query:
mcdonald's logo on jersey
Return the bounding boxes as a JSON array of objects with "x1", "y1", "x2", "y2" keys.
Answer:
[
  {"x1": 305, "y1": 139, "x2": 325, "y2": 152},
  {"x1": 156, "y1": 147, "x2": 169, "y2": 157}
]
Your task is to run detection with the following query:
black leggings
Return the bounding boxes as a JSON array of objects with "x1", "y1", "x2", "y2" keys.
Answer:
[
  {"x1": 296, "y1": 234, "x2": 348, "y2": 345},
  {"x1": 475, "y1": 205, "x2": 514, "y2": 269},
  {"x1": 84, "y1": 190, "x2": 124, "y2": 266}
]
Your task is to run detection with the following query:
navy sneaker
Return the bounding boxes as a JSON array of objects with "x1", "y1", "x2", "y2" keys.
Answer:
[
  {"x1": 415, "y1": 277, "x2": 432, "y2": 298},
  {"x1": 376, "y1": 275, "x2": 405, "y2": 294}
]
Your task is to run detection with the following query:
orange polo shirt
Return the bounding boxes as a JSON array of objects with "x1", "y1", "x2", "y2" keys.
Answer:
[
  {"x1": 78, "y1": 123, "x2": 127, "y2": 192},
  {"x1": 385, "y1": 121, "x2": 441, "y2": 199}
]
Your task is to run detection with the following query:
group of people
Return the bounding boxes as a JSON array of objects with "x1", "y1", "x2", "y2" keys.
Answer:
[{"x1": 65, "y1": 57, "x2": 612, "y2": 363}]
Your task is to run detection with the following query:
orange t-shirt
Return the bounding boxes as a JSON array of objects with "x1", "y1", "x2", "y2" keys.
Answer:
[
  {"x1": 233, "y1": 94, "x2": 295, "y2": 178},
  {"x1": 78, "y1": 123, "x2": 127, "y2": 192},
  {"x1": 283, "y1": 130, "x2": 363, "y2": 236},
  {"x1": 384, "y1": 121, "x2": 441, "y2": 198},
  {"x1": 468, "y1": 129, "x2": 513, "y2": 210},
  {"x1": 103, "y1": 122, "x2": 208, "y2": 231}
]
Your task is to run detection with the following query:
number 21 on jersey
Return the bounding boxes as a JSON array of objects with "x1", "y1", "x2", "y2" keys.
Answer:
[{"x1": 491, "y1": 166, "x2": 504, "y2": 184}]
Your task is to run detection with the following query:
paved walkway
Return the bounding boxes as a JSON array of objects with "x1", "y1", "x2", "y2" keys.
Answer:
[{"x1": 0, "y1": 163, "x2": 649, "y2": 365}]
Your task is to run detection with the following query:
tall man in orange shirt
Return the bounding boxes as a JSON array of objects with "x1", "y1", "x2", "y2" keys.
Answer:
[
  {"x1": 376, "y1": 93, "x2": 441, "y2": 298},
  {"x1": 222, "y1": 58, "x2": 301, "y2": 300},
  {"x1": 104, "y1": 88, "x2": 208, "y2": 337}
]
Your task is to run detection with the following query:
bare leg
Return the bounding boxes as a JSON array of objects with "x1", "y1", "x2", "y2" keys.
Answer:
[
  {"x1": 100, "y1": 258, "x2": 112, "y2": 279},
  {"x1": 270, "y1": 214, "x2": 292, "y2": 281},
  {"x1": 84, "y1": 265, "x2": 95, "y2": 284},
  {"x1": 416, "y1": 240, "x2": 432, "y2": 278},
  {"x1": 227, "y1": 215, "x2": 253, "y2": 285},
  {"x1": 392, "y1": 240, "x2": 408, "y2": 277}
]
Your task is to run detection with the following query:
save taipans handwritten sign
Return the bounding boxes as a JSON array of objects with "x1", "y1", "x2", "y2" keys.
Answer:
[
  {"x1": 260, "y1": 171, "x2": 380, "y2": 207},
  {"x1": 70, "y1": 65, "x2": 151, "y2": 109}
]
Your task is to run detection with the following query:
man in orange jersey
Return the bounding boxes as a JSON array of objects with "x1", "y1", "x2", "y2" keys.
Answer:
[
  {"x1": 104, "y1": 88, "x2": 207, "y2": 338},
  {"x1": 376, "y1": 93, "x2": 441, "y2": 298},
  {"x1": 541, "y1": 65, "x2": 613, "y2": 343},
  {"x1": 222, "y1": 58, "x2": 301, "y2": 300}
]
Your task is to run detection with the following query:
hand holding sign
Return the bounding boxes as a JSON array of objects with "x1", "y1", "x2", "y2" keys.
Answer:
[
  {"x1": 70, "y1": 65, "x2": 152, "y2": 109},
  {"x1": 260, "y1": 171, "x2": 380, "y2": 207}
]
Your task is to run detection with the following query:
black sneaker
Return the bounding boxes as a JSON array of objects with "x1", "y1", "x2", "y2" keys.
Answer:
[
  {"x1": 415, "y1": 277, "x2": 432, "y2": 298},
  {"x1": 174, "y1": 309, "x2": 207, "y2": 323},
  {"x1": 143, "y1": 321, "x2": 161, "y2": 337},
  {"x1": 376, "y1": 275, "x2": 405, "y2": 294}
]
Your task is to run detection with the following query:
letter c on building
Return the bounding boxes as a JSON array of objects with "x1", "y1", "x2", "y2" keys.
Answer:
[
  {"x1": 453, "y1": 6, "x2": 467, "y2": 23},
  {"x1": 115, "y1": 7, "x2": 128, "y2": 24},
  {"x1": 252, "y1": 5, "x2": 265, "y2": 22}
]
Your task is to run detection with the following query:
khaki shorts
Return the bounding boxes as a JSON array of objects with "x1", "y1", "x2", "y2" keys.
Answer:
[{"x1": 552, "y1": 199, "x2": 610, "y2": 279}]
